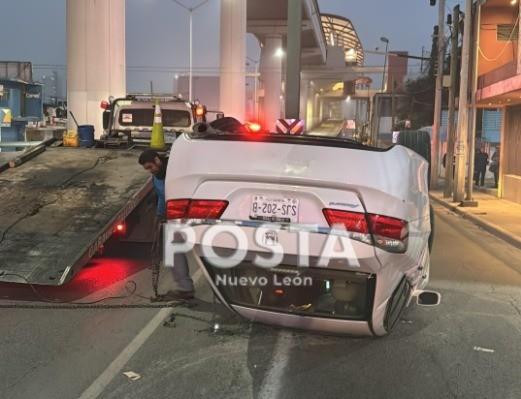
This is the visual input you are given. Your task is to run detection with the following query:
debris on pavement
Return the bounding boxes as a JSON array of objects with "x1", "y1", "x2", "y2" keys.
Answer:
[
  {"x1": 473, "y1": 346, "x2": 495, "y2": 353},
  {"x1": 123, "y1": 371, "x2": 142, "y2": 381}
]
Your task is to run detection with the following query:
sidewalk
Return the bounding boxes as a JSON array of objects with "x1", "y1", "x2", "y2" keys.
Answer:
[{"x1": 430, "y1": 189, "x2": 521, "y2": 250}]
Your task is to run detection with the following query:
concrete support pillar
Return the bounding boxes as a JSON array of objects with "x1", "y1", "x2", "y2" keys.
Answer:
[
  {"x1": 285, "y1": 0, "x2": 303, "y2": 119},
  {"x1": 67, "y1": 0, "x2": 126, "y2": 138},
  {"x1": 259, "y1": 35, "x2": 283, "y2": 131},
  {"x1": 219, "y1": 0, "x2": 247, "y2": 122}
]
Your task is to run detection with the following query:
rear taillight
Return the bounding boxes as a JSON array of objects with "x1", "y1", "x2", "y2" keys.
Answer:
[
  {"x1": 367, "y1": 214, "x2": 408, "y2": 253},
  {"x1": 323, "y1": 209, "x2": 408, "y2": 253},
  {"x1": 322, "y1": 209, "x2": 372, "y2": 245},
  {"x1": 187, "y1": 200, "x2": 229, "y2": 219},
  {"x1": 167, "y1": 199, "x2": 190, "y2": 220},
  {"x1": 322, "y1": 209, "x2": 369, "y2": 234},
  {"x1": 167, "y1": 199, "x2": 228, "y2": 220}
]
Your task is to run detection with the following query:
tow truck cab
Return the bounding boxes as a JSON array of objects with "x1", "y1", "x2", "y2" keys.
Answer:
[{"x1": 101, "y1": 95, "x2": 222, "y2": 144}]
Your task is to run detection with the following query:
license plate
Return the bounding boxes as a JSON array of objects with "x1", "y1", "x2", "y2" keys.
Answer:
[{"x1": 250, "y1": 196, "x2": 299, "y2": 223}]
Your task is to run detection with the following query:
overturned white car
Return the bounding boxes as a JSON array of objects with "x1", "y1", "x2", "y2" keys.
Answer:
[{"x1": 164, "y1": 124, "x2": 437, "y2": 336}]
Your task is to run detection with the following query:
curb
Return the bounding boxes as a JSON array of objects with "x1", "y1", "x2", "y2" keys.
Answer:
[{"x1": 430, "y1": 194, "x2": 521, "y2": 251}]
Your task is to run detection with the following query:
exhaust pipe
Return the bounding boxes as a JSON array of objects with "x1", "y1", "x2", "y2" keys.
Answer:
[{"x1": 414, "y1": 290, "x2": 441, "y2": 307}]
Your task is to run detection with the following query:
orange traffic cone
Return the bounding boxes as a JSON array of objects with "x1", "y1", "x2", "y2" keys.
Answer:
[{"x1": 150, "y1": 100, "x2": 166, "y2": 150}]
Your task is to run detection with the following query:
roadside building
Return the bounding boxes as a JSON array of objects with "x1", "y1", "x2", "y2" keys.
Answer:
[{"x1": 476, "y1": 0, "x2": 521, "y2": 203}]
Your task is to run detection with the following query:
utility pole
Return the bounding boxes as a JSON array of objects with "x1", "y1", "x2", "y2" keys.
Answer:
[
  {"x1": 431, "y1": 0, "x2": 446, "y2": 189},
  {"x1": 391, "y1": 79, "x2": 396, "y2": 130},
  {"x1": 171, "y1": 0, "x2": 211, "y2": 101},
  {"x1": 380, "y1": 37, "x2": 390, "y2": 92},
  {"x1": 420, "y1": 46, "x2": 425, "y2": 74},
  {"x1": 454, "y1": 0, "x2": 473, "y2": 203},
  {"x1": 444, "y1": 5, "x2": 460, "y2": 198},
  {"x1": 465, "y1": 0, "x2": 482, "y2": 205}
]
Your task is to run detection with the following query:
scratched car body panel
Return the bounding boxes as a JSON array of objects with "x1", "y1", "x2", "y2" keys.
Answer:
[{"x1": 165, "y1": 132, "x2": 432, "y2": 336}]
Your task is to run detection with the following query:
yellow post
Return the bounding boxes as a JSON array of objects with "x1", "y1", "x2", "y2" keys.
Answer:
[{"x1": 150, "y1": 100, "x2": 166, "y2": 150}]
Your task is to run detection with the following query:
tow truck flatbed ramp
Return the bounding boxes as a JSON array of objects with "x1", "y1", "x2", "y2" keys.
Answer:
[{"x1": 0, "y1": 147, "x2": 152, "y2": 286}]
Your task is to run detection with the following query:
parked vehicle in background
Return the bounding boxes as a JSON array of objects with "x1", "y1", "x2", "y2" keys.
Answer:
[{"x1": 101, "y1": 95, "x2": 222, "y2": 145}]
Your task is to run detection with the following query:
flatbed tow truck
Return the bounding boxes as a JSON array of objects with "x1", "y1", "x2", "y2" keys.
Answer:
[
  {"x1": 0, "y1": 94, "x2": 219, "y2": 286},
  {"x1": 0, "y1": 142, "x2": 154, "y2": 286}
]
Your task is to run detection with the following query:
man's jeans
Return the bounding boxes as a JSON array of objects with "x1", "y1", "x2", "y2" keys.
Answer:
[
  {"x1": 153, "y1": 217, "x2": 194, "y2": 293},
  {"x1": 171, "y1": 253, "x2": 195, "y2": 292}
]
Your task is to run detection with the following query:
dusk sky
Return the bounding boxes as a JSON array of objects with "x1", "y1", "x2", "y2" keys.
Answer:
[{"x1": 0, "y1": 0, "x2": 454, "y2": 95}]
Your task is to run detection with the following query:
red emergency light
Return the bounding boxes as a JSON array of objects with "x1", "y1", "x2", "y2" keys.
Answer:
[{"x1": 245, "y1": 122, "x2": 264, "y2": 133}]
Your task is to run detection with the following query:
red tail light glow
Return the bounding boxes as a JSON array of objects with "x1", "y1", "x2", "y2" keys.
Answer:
[
  {"x1": 113, "y1": 222, "x2": 127, "y2": 235},
  {"x1": 323, "y1": 209, "x2": 408, "y2": 253},
  {"x1": 167, "y1": 199, "x2": 228, "y2": 220}
]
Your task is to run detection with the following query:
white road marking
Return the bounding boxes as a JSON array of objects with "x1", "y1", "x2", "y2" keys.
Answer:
[
  {"x1": 258, "y1": 330, "x2": 293, "y2": 399},
  {"x1": 78, "y1": 269, "x2": 203, "y2": 399},
  {"x1": 473, "y1": 346, "x2": 495, "y2": 353}
]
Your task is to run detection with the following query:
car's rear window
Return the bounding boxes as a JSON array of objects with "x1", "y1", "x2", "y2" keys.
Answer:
[{"x1": 118, "y1": 108, "x2": 191, "y2": 127}]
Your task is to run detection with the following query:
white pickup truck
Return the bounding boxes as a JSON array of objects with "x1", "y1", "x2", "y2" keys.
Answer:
[
  {"x1": 163, "y1": 124, "x2": 437, "y2": 336},
  {"x1": 101, "y1": 95, "x2": 223, "y2": 145}
]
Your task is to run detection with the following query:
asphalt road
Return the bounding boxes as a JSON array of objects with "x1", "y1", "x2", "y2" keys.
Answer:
[{"x1": 1, "y1": 204, "x2": 521, "y2": 399}]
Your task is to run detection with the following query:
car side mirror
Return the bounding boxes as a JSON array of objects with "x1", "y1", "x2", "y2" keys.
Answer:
[{"x1": 416, "y1": 290, "x2": 441, "y2": 307}]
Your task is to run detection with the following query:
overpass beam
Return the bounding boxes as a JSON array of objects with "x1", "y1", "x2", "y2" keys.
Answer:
[
  {"x1": 259, "y1": 34, "x2": 283, "y2": 131},
  {"x1": 66, "y1": 0, "x2": 126, "y2": 138},
  {"x1": 219, "y1": 0, "x2": 247, "y2": 121},
  {"x1": 285, "y1": 0, "x2": 303, "y2": 119}
]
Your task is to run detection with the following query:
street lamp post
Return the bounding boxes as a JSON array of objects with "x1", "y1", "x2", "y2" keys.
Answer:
[
  {"x1": 380, "y1": 37, "x2": 390, "y2": 92},
  {"x1": 246, "y1": 57, "x2": 260, "y2": 120},
  {"x1": 171, "y1": 0, "x2": 211, "y2": 101}
]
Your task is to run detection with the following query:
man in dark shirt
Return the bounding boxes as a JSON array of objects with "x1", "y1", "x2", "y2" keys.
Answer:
[{"x1": 474, "y1": 148, "x2": 489, "y2": 187}]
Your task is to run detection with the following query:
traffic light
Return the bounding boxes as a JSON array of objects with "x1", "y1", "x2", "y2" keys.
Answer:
[{"x1": 430, "y1": 0, "x2": 436, "y2": 5}]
